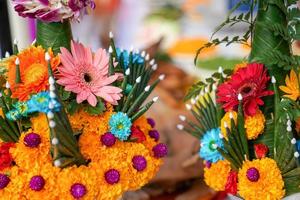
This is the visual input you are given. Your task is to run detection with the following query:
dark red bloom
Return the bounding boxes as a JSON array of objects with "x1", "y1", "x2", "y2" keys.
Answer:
[
  {"x1": 217, "y1": 63, "x2": 273, "y2": 116},
  {"x1": 0, "y1": 142, "x2": 15, "y2": 170},
  {"x1": 130, "y1": 126, "x2": 146, "y2": 142},
  {"x1": 254, "y1": 143, "x2": 269, "y2": 159},
  {"x1": 225, "y1": 171, "x2": 238, "y2": 195}
]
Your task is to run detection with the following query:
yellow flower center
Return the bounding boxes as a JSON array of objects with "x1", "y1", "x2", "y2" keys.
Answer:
[{"x1": 23, "y1": 63, "x2": 47, "y2": 85}]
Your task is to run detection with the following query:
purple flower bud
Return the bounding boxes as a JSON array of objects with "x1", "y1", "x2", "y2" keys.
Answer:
[
  {"x1": 105, "y1": 169, "x2": 120, "y2": 185},
  {"x1": 152, "y1": 143, "x2": 168, "y2": 158},
  {"x1": 149, "y1": 130, "x2": 160, "y2": 142},
  {"x1": 70, "y1": 183, "x2": 87, "y2": 198},
  {"x1": 147, "y1": 118, "x2": 155, "y2": 128},
  {"x1": 246, "y1": 167, "x2": 260, "y2": 182},
  {"x1": 29, "y1": 176, "x2": 45, "y2": 191},
  {"x1": 0, "y1": 174, "x2": 10, "y2": 189},
  {"x1": 132, "y1": 155, "x2": 147, "y2": 171},
  {"x1": 24, "y1": 133, "x2": 41, "y2": 148},
  {"x1": 101, "y1": 132, "x2": 116, "y2": 147}
]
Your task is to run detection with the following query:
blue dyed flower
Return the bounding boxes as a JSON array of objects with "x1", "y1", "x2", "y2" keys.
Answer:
[
  {"x1": 27, "y1": 92, "x2": 61, "y2": 113},
  {"x1": 14, "y1": 102, "x2": 30, "y2": 117},
  {"x1": 116, "y1": 48, "x2": 144, "y2": 69},
  {"x1": 6, "y1": 109, "x2": 21, "y2": 121},
  {"x1": 199, "y1": 128, "x2": 224, "y2": 163},
  {"x1": 109, "y1": 112, "x2": 132, "y2": 141}
]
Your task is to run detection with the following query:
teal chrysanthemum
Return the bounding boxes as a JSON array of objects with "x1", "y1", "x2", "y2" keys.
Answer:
[
  {"x1": 109, "y1": 112, "x2": 132, "y2": 141},
  {"x1": 199, "y1": 128, "x2": 224, "y2": 163},
  {"x1": 27, "y1": 92, "x2": 61, "y2": 113}
]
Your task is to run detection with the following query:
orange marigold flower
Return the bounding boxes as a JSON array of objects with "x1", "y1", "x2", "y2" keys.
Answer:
[
  {"x1": 279, "y1": 70, "x2": 300, "y2": 101},
  {"x1": 5, "y1": 46, "x2": 60, "y2": 101}
]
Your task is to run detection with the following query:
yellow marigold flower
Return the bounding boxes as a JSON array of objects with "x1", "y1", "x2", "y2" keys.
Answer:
[
  {"x1": 57, "y1": 165, "x2": 98, "y2": 200},
  {"x1": 279, "y1": 70, "x2": 300, "y2": 101},
  {"x1": 0, "y1": 167, "x2": 25, "y2": 200},
  {"x1": 69, "y1": 104, "x2": 113, "y2": 136},
  {"x1": 204, "y1": 160, "x2": 231, "y2": 191},
  {"x1": 10, "y1": 129, "x2": 52, "y2": 171},
  {"x1": 238, "y1": 158, "x2": 285, "y2": 200},
  {"x1": 220, "y1": 111, "x2": 237, "y2": 139},
  {"x1": 244, "y1": 110, "x2": 265, "y2": 140},
  {"x1": 233, "y1": 62, "x2": 247, "y2": 73},
  {"x1": 30, "y1": 114, "x2": 50, "y2": 139}
]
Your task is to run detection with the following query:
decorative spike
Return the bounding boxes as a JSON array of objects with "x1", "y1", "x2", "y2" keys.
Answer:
[
  {"x1": 49, "y1": 91, "x2": 56, "y2": 98},
  {"x1": 238, "y1": 93, "x2": 243, "y2": 101},
  {"x1": 136, "y1": 76, "x2": 141, "y2": 83},
  {"x1": 151, "y1": 64, "x2": 158, "y2": 71},
  {"x1": 149, "y1": 59, "x2": 155, "y2": 65},
  {"x1": 45, "y1": 52, "x2": 51, "y2": 61},
  {"x1": 271, "y1": 76, "x2": 276, "y2": 83},
  {"x1": 49, "y1": 120, "x2": 56, "y2": 128},
  {"x1": 224, "y1": 121, "x2": 228, "y2": 128},
  {"x1": 141, "y1": 51, "x2": 146, "y2": 57},
  {"x1": 15, "y1": 57, "x2": 20, "y2": 65},
  {"x1": 13, "y1": 39, "x2": 18, "y2": 45},
  {"x1": 179, "y1": 115, "x2": 186, "y2": 121},
  {"x1": 130, "y1": 46, "x2": 134, "y2": 52},
  {"x1": 109, "y1": 31, "x2": 114, "y2": 38},
  {"x1": 219, "y1": 133, "x2": 224, "y2": 139},
  {"x1": 153, "y1": 96, "x2": 159, "y2": 102},
  {"x1": 212, "y1": 84, "x2": 217, "y2": 91},
  {"x1": 204, "y1": 87, "x2": 209, "y2": 93},
  {"x1": 145, "y1": 54, "x2": 150, "y2": 61},
  {"x1": 291, "y1": 138, "x2": 297, "y2": 144},
  {"x1": 191, "y1": 98, "x2": 196, "y2": 105},
  {"x1": 54, "y1": 159, "x2": 61, "y2": 167},
  {"x1": 287, "y1": 120, "x2": 292, "y2": 126},
  {"x1": 229, "y1": 112, "x2": 234, "y2": 119},
  {"x1": 287, "y1": 126, "x2": 292, "y2": 132},
  {"x1": 49, "y1": 77, "x2": 55, "y2": 85},
  {"x1": 186, "y1": 104, "x2": 192, "y2": 110},
  {"x1": 51, "y1": 138, "x2": 59, "y2": 145},
  {"x1": 218, "y1": 66, "x2": 223, "y2": 73},
  {"x1": 5, "y1": 52, "x2": 10, "y2": 58},
  {"x1": 159, "y1": 74, "x2": 165, "y2": 80},
  {"x1": 5, "y1": 82, "x2": 10, "y2": 89},
  {"x1": 294, "y1": 152, "x2": 299, "y2": 158},
  {"x1": 108, "y1": 46, "x2": 113, "y2": 54},
  {"x1": 47, "y1": 111, "x2": 54, "y2": 119},
  {"x1": 15, "y1": 58, "x2": 21, "y2": 84},
  {"x1": 144, "y1": 85, "x2": 150, "y2": 92},
  {"x1": 177, "y1": 124, "x2": 184, "y2": 130},
  {"x1": 125, "y1": 68, "x2": 130, "y2": 76}
]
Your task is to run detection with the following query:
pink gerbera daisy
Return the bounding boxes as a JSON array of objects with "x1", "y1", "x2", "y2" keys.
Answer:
[
  {"x1": 57, "y1": 41, "x2": 122, "y2": 106},
  {"x1": 217, "y1": 63, "x2": 274, "y2": 116}
]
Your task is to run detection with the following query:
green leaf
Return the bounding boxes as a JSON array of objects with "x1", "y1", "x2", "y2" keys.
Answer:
[
  {"x1": 36, "y1": 20, "x2": 72, "y2": 55},
  {"x1": 66, "y1": 100, "x2": 80, "y2": 115},
  {"x1": 84, "y1": 100, "x2": 106, "y2": 116},
  {"x1": 58, "y1": 86, "x2": 71, "y2": 101}
]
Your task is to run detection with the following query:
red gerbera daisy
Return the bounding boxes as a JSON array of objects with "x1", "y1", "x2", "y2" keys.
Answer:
[{"x1": 217, "y1": 63, "x2": 273, "y2": 116}]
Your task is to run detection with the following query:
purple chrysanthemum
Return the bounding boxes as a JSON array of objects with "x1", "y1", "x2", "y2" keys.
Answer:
[
  {"x1": 29, "y1": 175, "x2": 45, "y2": 191},
  {"x1": 132, "y1": 155, "x2": 147, "y2": 171},
  {"x1": 70, "y1": 183, "x2": 87, "y2": 198},
  {"x1": 152, "y1": 143, "x2": 168, "y2": 158},
  {"x1": 101, "y1": 132, "x2": 116, "y2": 147},
  {"x1": 148, "y1": 130, "x2": 160, "y2": 142},
  {"x1": 147, "y1": 118, "x2": 156, "y2": 128},
  {"x1": 24, "y1": 133, "x2": 41, "y2": 148},
  {"x1": 246, "y1": 167, "x2": 260, "y2": 182},
  {"x1": 0, "y1": 174, "x2": 10, "y2": 189},
  {"x1": 105, "y1": 169, "x2": 120, "y2": 185}
]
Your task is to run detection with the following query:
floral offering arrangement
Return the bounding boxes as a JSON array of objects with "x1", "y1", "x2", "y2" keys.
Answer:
[
  {"x1": 0, "y1": 1, "x2": 167, "y2": 199},
  {"x1": 179, "y1": 1, "x2": 300, "y2": 200}
]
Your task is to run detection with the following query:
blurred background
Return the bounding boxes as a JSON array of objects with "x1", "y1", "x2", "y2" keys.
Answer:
[{"x1": 0, "y1": 0, "x2": 252, "y2": 200}]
